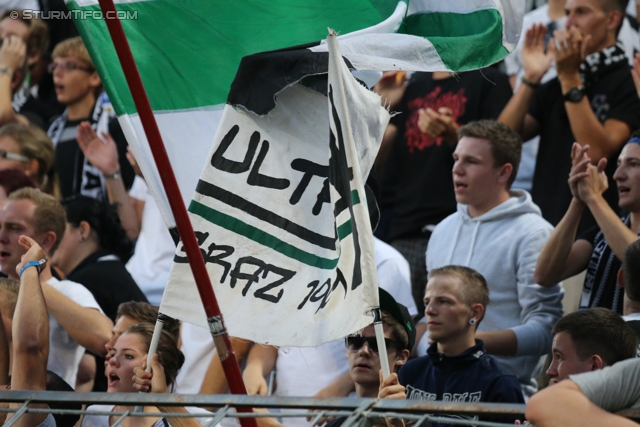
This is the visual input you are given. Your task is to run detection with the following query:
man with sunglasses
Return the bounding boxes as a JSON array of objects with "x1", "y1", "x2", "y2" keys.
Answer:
[
  {"x1": 319, "y1": 289, "x2": 413, "y2": 427},
  {"x1": 379, "y1": 266, "x2": 524, "y2": 427},
  {"x1": 47, "y1": 36, "x2": 134, "y2": 203}
]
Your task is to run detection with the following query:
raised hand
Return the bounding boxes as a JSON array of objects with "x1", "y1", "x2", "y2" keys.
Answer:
[
  {"x1": 374, "y1": 71, "x2": 407, "y2": 109},
  {"x1": 521, "y1": 23, "x2": 553, "y2": 83},
  {"x1": 417, "y1": 107, "x2": 458, "y2": 142},
  {"x1": 568, "y1": 143, "x2": 591, "y2": 200},
  {"x1": 549, "y1": 27, "x2": 591, "y2": 81},
  {"x1": 132, "y1": 354, "x2": 170, "y2": 393},
  {"x1": 16, "y1": 235, "x2": 47, "y2": 276},
  {"x1": 577, "y1": 158, "x2": 608, "y2": 204},
  {"x1": 76, "y1": 121, "x2": 120, "y2": 176},
  {"x1": 0, "y1": 36, "x2": 26, "y2": 77}
]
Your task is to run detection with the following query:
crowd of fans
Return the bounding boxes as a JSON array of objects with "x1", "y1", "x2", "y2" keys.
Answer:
[{"x1": 3, "y1": 1, "x2": 640, "y2": 427}]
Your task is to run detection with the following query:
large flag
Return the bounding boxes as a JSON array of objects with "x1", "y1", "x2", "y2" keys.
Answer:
[
  {"x1": 67, "y1": 0, "x2": 524, "y2": 227},
  {"x1": 161, "y1": 32, "x2": 386, "y2": 345}
]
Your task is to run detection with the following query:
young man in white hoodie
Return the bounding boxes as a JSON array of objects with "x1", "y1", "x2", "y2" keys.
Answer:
[{"x1": 425, "y1": 120, "x2": 564, "y2": 396}]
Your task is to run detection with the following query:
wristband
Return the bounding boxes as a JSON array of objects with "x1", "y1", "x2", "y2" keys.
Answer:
[
  {"x1": 0, "y1": 67, "x2": 12, "y2": 79},
  {"x1": 104, "y1": 169, "x2": 121, "y2": 180},
  {"x1": 521, "y1": 76, "x2": 540, "y2": 89},
  {"x1": 19, "y1": 259, "x2": 46, "y2": 277}
]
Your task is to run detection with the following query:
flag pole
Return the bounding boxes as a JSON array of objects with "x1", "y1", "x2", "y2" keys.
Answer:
[{"x1": 95, "y1": 2, "x2": 256, "y2": 426}]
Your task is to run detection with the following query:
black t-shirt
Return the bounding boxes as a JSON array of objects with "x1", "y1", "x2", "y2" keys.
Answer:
[
  {"x1": 384, "y1": 69, "x2": 513, "y2": 241},
  {"x1": 529, "y1": 66, "x2": 640, "y2": 232},
  {"x1": 51, "y1": 116, "x2": 135, "y2": 201},
  {"x1": 576, "y1": 219, "x2": 634, "y2": 314},
  {"x1": 67, "y1": 249, "x2": 147, "y2": 322}
]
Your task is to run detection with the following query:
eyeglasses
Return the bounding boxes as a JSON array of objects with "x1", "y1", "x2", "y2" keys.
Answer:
[
  {"x1": 0, "y1": 149, "x2": 29, "y2": 163},
  {"x1": 47, "y1": 60, "x2": 94, "y2": 74},
  {"x1": 345, "y1": 335, "x2": 399, "y2": 354}
]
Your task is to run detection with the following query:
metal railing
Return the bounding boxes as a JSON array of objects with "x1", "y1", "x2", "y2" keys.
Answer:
[{"x1": 0, "y1": 391, "x2": 638, "y2": 427}]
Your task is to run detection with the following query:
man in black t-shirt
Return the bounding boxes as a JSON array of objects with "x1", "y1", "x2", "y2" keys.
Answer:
[
  {"x1": 499, "y1": 0, "x2": 640, "y2": 233},
  {"x1": 375, "y1": 70, "x2": 512, "y2": 310},
  {"x1": 536, "y1": 138, "x2": 640, "y2": 314}
]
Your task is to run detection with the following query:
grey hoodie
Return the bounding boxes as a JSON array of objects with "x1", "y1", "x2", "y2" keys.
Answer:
[{"x1": 426, "y1": 190, "x2": 563, "y2": 393}]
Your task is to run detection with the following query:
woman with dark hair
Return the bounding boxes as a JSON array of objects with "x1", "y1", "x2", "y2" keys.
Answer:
[
  {"x1": 51, "y1": 195, "x2": 147, "y2": 322},
  {"x1": 81, "y1": 323, "x2": 210, "y2": 427}
]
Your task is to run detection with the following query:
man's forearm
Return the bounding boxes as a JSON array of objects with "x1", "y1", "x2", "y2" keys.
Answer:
[
  {"x1": 474, "y1": 329, "x2": 517, "y2": 356},
  {"x1": 534, "y1": 198, "x2": 586, "y2": 286},
  {"x1": 498, "y1": 82, "x2": 538, "y2": 138},
  {"x1": 560, "y1": 73, "x2": 627, "y2": 161},
  {"x1": 526, "y1": 380, "x2": 638, "y2": 427},
  {"x1": 42, "y1": 284, "x2": 112, "y2": 356},
  {"x1": 587, "y1": 195, "x2": 639, "y2": 261},
  {"x1": 0, "y1": 75, "x2": 16, "y2": 125},
  {"x1": 105, "y1": 177, "x2": 141, "y2": 240}
]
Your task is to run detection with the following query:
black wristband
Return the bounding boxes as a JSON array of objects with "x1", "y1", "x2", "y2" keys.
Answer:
[{"x1": 521, "y1": 76, "x2": 540, "y2": 89}]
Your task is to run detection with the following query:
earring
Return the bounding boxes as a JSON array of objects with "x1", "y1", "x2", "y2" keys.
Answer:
[{"x1": 469, "y1": 318, "x2": 476, "y2": 325}]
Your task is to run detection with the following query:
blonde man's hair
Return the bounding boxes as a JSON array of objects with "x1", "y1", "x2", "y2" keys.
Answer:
[
  {"x1": 52, "y1": 36, "x2": 94, "y2": 68},
  {"x1": 9, "y1": 188, "x2": 66, "y2": 253}
]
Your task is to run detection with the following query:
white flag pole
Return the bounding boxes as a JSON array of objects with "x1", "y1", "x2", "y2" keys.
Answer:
[
  {"x1": 134, "y1": 314, "x2": 166, "y2": 413},
  {"x1": 372, "y1": 307, "x2": 391, "y2": 379},
  {"x1": 327, "y1": 29, "x2": 386, "y2": 375}
]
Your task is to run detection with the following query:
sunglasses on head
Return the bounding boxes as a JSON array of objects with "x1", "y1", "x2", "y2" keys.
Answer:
[
  {"x1": 345, "y1": 335, "x2": 399, "y2": 354},
  {"x1": 0, "y1": 149, "x2": 29, "y2": 163}
]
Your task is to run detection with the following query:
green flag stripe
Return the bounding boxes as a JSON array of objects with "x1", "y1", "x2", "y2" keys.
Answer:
[
  {"x1": 189, "y1": 200, "x2": 340, "y2": 269},
  {"x1": 401, "y1": 9, "x2": 508, "y2": 71},
  {"x1": 67, "y1": 0, "x2": 401, "y2": 116},
  {"x1": 188, "y1": 196, "x2": 362, "y2": 269}
]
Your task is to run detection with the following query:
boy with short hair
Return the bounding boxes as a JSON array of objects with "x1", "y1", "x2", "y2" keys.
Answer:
[{"x1": 47, "y1": 36, "x2": 133, "y2": 201}]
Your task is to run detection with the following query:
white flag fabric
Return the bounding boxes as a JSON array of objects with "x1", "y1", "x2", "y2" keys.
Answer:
[
  {"x1": 160, "y1": 32, "x2": 386, "y2": 346},
  {"x1": 66, "y1": 0, "x2": 523, "y2": 227}
]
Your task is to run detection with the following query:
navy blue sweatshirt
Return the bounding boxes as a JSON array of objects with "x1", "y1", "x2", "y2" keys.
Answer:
[{"x1": 398, "y1": 340, "x2": 524, "y2": 426}]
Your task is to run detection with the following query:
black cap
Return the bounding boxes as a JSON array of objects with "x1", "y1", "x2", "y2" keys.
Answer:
[{"x1": 379, "y1": 288, "x2": 416, "y2": 351}]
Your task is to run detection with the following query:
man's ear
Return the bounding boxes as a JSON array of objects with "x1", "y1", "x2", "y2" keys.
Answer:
[
  {"x1": 88, "y1": 70, "x2": 101, "y2": 89},
  {"x1": 39, "y1": 230, "x2": 57, "y2": 254},
  {"x1": 497, "y1": 163, "x2": 513, "y2": 186},
  {"x1": 470, "y1": 303, "x2": 485, "y2": 327},
  {"x1": 618, "y1": 268, "x2": 625, "y2": 288},
  {"x1": 393, "y1": 349, "x2": 410, "y2": 371},
  {"x1": 24, "y1": 159, "x2": 40, "y2": 179},
  {"x1": 606, "y1": 10, "x2": 622, "y2": 34},
  {"x1": 591, "y1": 354, "x2": 605, "y2": 371}
]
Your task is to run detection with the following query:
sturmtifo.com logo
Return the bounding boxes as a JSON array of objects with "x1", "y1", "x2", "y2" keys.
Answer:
[{"x1": 12, "y1": 9, "x2": 138, "y2": 20}]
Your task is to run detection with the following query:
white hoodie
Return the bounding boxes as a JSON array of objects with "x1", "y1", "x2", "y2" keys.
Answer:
[{"x1": 426, "y1": 190, "x2": 563, "y2": 392}]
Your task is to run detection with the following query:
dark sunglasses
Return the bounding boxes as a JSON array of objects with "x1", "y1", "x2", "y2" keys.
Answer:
[{"x1": 345, "y1": 335, "x2": 399, "y2": 354}]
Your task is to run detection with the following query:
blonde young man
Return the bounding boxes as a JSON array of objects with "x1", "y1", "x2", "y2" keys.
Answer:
[
  {"x1": 47, "y1": 37, "x2": 133, "y2": 202},
  {"x1": 380, "y1": 266, "x2": 523, "y2": 427}
]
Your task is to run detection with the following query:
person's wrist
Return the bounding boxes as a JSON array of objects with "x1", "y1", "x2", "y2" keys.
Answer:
[
  {"x1": 523, "y1": 71, "x2": 543, "y2": 85},
  {"x1": 104, "y1": 169, "x2": 121, "y2": 180},
  {"x1": 18, "y1": 259, "x2": 46, "y2": 278},
  {"x1": 559, "y1": 72, "x2": 582, "y2": 90},
  {"x1": 0, "y1": 65, "x2": 12, "y2": 79}
]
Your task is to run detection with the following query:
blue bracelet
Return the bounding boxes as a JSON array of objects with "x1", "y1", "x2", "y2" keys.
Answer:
[{"x1": 19, "y1": 260, "x2": 45, "y2": 277}]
